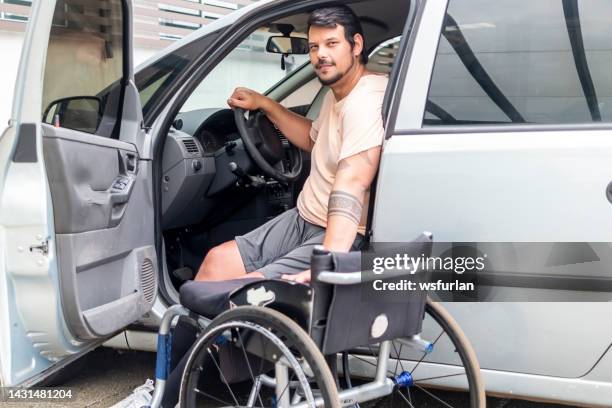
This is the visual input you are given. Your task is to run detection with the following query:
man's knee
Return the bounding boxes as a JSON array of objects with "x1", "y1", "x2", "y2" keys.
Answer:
[
  {"x1": 195, "y1": 241, "x2": 245, "y2": 281},
  {"x1": 196, "y1": 245, "x2": 224, "y2": 280}
]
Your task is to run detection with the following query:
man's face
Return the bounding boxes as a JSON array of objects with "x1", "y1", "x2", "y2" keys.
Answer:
[{"x1": 308, "y1": 24, "x2": 357, "y2": 86}]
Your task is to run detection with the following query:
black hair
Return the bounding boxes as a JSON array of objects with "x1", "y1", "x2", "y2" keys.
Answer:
[{"x1": 307, "y1": 6, "x2": 368, "y2": 64}]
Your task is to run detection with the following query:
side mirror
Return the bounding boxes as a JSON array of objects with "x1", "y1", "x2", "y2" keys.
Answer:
[
  {"x1": 43, "y1": 96, "x2": 102, "y2": 134},
  {"x1": 265, "y1": 36, "x2": 309, "y2": 55}
]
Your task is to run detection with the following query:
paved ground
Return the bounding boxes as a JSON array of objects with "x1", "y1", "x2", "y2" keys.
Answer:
[
  {"x1": 0, "y1": 347, "x2": 579, "y2": 408},
  {"x1": 1, "y1": 348, "x2": 153, "y2": 408}
]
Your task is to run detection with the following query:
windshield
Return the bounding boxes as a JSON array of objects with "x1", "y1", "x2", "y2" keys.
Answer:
[
  {"x1": 135, "y1": 30, "x2": 222, "y2": 123},
  {"x1": 178, "y1": 27, "x2": 310, "y2": 113}
]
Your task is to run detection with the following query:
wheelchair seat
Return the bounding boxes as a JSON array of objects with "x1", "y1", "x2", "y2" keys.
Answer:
[
  {"x1": 179, "y1": 277, "x2": 262, "y2": 318},
  {"x1": 179, "y1": 277, "x2": 313, "y2": 329},
  {"x1": 179, "y1": 232, "x2": 433, "y2": 354}
]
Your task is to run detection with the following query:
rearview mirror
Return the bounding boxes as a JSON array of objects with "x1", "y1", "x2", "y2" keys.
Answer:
[
  {"x1": 43, "y1": 96, "x2": 102, "y2": 134},
  {"x1": 266, "y1": 36, "x2": 309, "y2": 55}
]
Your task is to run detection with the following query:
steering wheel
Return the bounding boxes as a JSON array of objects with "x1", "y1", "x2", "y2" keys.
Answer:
[{"x1": 234, "y1": 107, "x2": 302, "y2": 183}]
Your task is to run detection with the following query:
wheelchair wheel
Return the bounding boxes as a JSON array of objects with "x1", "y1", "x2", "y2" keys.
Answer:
[
  {"x1": 179, "y1": 306, "x2": 340, "y2": 408},
  {"x1": 343, "y1": 299, "x2": 486, "y2": 407}
]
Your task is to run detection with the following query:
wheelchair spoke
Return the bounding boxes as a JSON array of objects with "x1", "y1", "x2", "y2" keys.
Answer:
[
  {"x1": 392, "y1": 341, "x2": 406, "y2": 374},
  {"x1": 330, "y1": 301, "x2": 484, "y2": 407},
  {"x1": 207, "y1": 348, "x2": 241, "y2": 407},
  {"x1": 413, "y1": 371, "x2": 466, "y2": 383},
  {"x1": 237, "y1": 330, "x2": 265, "y2": 408},
  {"x1": 405, "y1": 383, "x2": 413, "y2": 405},
  {"x1": 277, "y1": 370, "x2": 296, "y2": 404},
  {"x1": 414, "y1": 384, "x2": 455, "y2": 408},
  {"x1": 410, "y1": 330, "x2": 444, "y2": 376},
  {"x1": 367, "y1": 345, "x2": 396, "y2": 376},
  {"x1": 350, "y1": 354, "x2": 376, "y2": 367},
  {"x1": 395, "y1": 387, "x2": 416, "y2": 408},
  {"x1": 258, "y1": 329, "x2": 266, "y2": 375},
  {"x1": 194, "y1": 387, "x2": 234, "y2": 406},
  {"x1": 350, "y1": 351, "x2": 396, "y2": 377},
  {"x1": 179, "y1": 311, "x2": 339, "y2": 408}
]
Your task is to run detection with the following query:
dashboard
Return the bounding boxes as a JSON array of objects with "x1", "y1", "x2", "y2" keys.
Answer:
[
  {"x1": 175, "y1": 108, "x2": 240, "y2": 154},
  {"x1": 161, "y1": 106, "x2": 301, "y2": 231},
  {"x1": 161, "y1": 108, "x2": 257, "y2": 230}
]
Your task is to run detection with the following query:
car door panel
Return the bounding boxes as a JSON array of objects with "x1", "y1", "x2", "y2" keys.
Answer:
[
  {"x1": 42, "y1": 125, "x2": 141, "y2": 233},
  {"x1": 0, "y1": 0, "x2": 157, "y2": 387},
  {"x1": 45, "y1": 125, "x2": 157, "y2": 339},
  {"x1": 374, "y1": 132, "x2": 612, "y2": 378},
  {"x1": 374, "y1": 0, "x2": 612, "y2": 385}
]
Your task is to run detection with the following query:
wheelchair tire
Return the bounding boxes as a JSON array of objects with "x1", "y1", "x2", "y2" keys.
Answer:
[
  {"x1": 424, "y1": 299, "x2": 486, "y2": 407},
  {"x1": 179, "y1": 306, "x2": 340, "y2": 408},
  {"x1": 342, "y1": 298, "x2": 486, "y2": 408}
]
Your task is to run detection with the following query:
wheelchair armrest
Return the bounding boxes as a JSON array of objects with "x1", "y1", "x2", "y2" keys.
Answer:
[
  {"x1": 316, "y1": 271, "x2": 362, "y2": 285},
  {"x1": 311, "y1": 232, "x2": 433, "y2": 286},
  {"x1": 315, "y1": 265, "x2": 426, "y2": 285}
]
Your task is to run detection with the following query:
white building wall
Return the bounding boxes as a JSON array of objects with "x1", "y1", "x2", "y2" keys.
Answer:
[
  {"x1": 1, "y1": 31, "x2": 25, "y2": 127},
  {"x1": 0, "y1": 31, "x2": 161, "y2": 127},
  {"x1": 1, "y1": 30, "x2": 308, "y2": 127},
  {"x1": 0, "y1": 0, "x2": 261, "y2": 126}
]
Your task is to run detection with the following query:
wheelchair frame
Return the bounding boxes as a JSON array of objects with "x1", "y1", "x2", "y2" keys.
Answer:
[
  {"x1": 149, "y1": 303, "x2": 432, "y2": 408},
  {"x1": 149, "y1": 275, "x2": 439, "y2": 408},
  {"x1": 148, "y1": 238, "x2": 485, "y2": 407}
]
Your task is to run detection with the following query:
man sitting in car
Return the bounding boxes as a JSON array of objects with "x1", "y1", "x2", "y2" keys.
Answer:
[{"x1": 194, "y1": 5, "x2": 387, "y2": 284}]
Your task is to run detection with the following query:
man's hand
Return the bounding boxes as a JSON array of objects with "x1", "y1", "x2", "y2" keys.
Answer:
[
  {"x1": 227, "y1": 87, "x2": 266, "y2": 111},
  {"x1": 282, "y1": 269, "x2": 311, "y2": 284},
  {"x1": 227, "y1": 87, "x2": 314, "y2": 152}
]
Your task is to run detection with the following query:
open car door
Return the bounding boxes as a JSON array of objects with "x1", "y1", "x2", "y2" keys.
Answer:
[{"x1": 0, "y1": 0, "x2": 157, "y2": 387}]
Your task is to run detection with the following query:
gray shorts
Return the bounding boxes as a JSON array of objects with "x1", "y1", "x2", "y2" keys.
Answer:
[{"x1": 235, "y1": 207, "x2": 365, "y2": 279}]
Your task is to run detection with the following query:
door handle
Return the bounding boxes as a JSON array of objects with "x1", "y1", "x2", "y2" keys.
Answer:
[
  {"x1": 108, "y1": 176, "x2": 135, "y2": 227},
  {"x1": 126, "y1": 153, "x2": 137, "y2": 172},
  {"x1": 110, "y1": 176, "x2": 134, "y2": 204}
]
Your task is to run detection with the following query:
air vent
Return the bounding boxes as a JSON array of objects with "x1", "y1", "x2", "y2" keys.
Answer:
[
  {"x1": 140, "y1": 258, "x2": 156, "y2": 303},
  {"x1": 182, "y1": 139, "x2": 200, "y2": 155},
  {"x1": 274, "y1": 126, "x2": 290, "y2": 148}
]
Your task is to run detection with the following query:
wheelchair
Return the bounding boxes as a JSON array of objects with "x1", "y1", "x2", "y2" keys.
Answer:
[{"x1": 149, "y1": 233, "x2": 486, "y2": 407}]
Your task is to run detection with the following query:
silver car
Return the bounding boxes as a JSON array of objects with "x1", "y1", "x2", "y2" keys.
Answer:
[{"x1": 2, "y1": 0, "x2": 612, "y2": 406}]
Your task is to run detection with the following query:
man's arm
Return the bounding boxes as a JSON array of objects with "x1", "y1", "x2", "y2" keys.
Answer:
[
  {"x1": 322, "y1": 146, "x2": 381, "y2": 251},
  {"x1": 228, "y1": 87, "x2": 314, "y2": 152},
  {"x1": 282, "y1": 147, "x2": 381, "y2": 284}
]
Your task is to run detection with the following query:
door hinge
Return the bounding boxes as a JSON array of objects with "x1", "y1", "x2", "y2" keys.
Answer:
[{"x1": 29, "y1": 238, "x2": 49, "y2": 256}]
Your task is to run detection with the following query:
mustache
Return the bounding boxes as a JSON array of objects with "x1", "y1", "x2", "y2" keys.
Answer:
[{"x1": 315, "y1": 60, "x2": 335, "y2": 69}]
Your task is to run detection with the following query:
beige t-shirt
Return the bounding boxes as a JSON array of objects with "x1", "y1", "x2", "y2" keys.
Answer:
[{"x1": 296, "y1": 74, "x2": 388, "y2": 236}]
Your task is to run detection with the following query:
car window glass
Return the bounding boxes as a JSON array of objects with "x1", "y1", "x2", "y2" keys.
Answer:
[
  {"x1": 139, "y1": 72, "x2": 172, "y2": 111},
  {"x1": 367, "y1": 36, "x2": 401, "y2": 74},
  {"x1": 179, "y1": 27, "x2": 310, "y2": 113},
  {"x1": 41, "y1": 0, "x2": 123, "y2": 135},
  {"x1": 305, "y1": 36, "x2": 402, "y2": 119},
  {"x1": 425, "y1": 0, "x2": 612, "y2": 126},
  {"x1": 279, "y1": 77, "x2": 321, "y2": 108}
]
